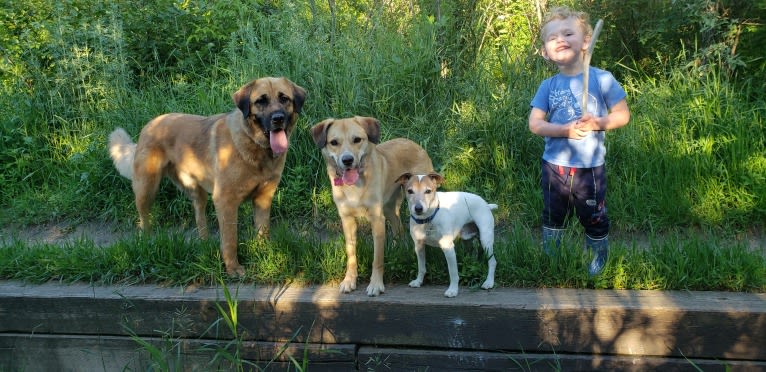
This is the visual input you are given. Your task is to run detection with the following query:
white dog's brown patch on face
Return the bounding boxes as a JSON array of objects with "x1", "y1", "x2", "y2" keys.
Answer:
[{"x1": 398, "y1": 172, "x2": 444, "y2": 218}]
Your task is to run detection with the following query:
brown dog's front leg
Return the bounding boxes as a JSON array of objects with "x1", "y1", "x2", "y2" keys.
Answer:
[
  {"x1": 191, "y1": 188, "x2": 209, "y2": 239},
  {"x1": 252, "y1": 181, "x2": 278, "y2": 238},
  {"x1": 214, "y1": 198, "x2": 244, "y2": 277}
]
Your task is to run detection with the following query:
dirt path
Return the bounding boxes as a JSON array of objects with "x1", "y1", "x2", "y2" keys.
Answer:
[{"x1": 1, "y1": 221, "x2": 131, "y2": 247}]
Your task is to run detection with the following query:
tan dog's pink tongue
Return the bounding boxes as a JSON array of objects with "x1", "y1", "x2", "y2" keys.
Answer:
[
  {"x1": 270, "y1": 130, "x2": 288, "y2": 154},
  {"x1": 342, "y1": 169, "x2": 359, "y2": 185}
]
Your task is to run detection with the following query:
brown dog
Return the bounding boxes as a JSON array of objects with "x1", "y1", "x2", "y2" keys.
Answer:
[
  {"x1": 108, "y1": 77, "x2": 306, "y2": 276},
  {"x1": 310, "y1": 116, "x2": 434, "y2": 296}
]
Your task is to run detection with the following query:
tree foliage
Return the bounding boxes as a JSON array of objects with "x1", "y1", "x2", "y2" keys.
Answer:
[{"x1": 2, "y1": 0, "x2": 763, "y2": 88}]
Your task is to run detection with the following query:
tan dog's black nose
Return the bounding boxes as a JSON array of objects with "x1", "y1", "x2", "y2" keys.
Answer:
[{"x1": 342, "y1": 155, "x2": 354, "y2": 167}]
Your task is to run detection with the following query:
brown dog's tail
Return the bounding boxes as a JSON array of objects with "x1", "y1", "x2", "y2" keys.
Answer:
[{"x1": 108, "y1": 128, "x2": 136, "y2": 180}]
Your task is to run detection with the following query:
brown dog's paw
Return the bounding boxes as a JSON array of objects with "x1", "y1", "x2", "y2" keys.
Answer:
[{"x1": 226, "y1": 264, "x2": 246, "y2": 278}]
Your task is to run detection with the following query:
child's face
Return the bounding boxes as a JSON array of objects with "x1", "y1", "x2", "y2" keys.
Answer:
[{"x1": 541, "y1": 17, "x2": 588, "y2": 69}]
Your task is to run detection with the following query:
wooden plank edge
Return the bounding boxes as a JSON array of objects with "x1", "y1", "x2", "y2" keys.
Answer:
[
  {"x1": 358, "y1": 346, "x2": 766, "y2": 372},
  {"x1": 0, "y1": 333, "x2": 356, "y2": 372},
  {"x1": 1, "y1": 281, "x2": 764, "y2": 361}
]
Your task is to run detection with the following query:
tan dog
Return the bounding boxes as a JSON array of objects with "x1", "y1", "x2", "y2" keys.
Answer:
[
  {"x1": 108, "y1": 77, "x2": 306, "y2": 276},
  {"x1": 397, "y1": 173, "x2": 497, "y2": 297},
  {"x1": 311, "y1": 116, "x2": 434, "y2": 296}
]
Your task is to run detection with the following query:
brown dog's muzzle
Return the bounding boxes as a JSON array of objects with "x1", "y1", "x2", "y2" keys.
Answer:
[
  {"x1": 270, "y1": 112, "x2": 286, "y2": 129},
  {"x1": 257, "y1": 110, "x2": 290, "y2": 155}
]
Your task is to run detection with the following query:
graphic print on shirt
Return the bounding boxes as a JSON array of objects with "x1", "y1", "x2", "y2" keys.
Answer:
[
  {"x1": 549, "y1": 88, "x2": 579, "y2": 124},
  {"x1": 550, "y1": 85, "x2": 598, "y2": 123}
]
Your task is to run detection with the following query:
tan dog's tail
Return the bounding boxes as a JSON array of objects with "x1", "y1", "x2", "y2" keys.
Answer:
[{"x1": 108, "y1": 128, "x2": 136, "y2": 180}]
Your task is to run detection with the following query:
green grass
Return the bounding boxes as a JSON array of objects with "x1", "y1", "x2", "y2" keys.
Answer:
[
  {"x1": 0, "y1": 1, "x2": 764, "y2": 292},
  {"x1": 1, "y1": 222, "x2": 763, "y2": 292}
]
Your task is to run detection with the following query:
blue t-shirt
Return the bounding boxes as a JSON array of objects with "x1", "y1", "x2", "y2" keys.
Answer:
[{"x1": 530, "y1": 67, "x2": 627, "y2": 168}]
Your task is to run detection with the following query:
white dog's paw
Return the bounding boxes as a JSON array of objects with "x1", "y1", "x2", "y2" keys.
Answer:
[
  {"x1": 481, "y1": 279, "x2": 495, "y2": 290},
  {"x1": 408, "y1": 279, "x2": 423, "y2": 288},
  {"x1": 339, "y1": 278, "x2": 357, "y2": 293},
  {"x1": 444, "y1": 286, "x2": 459, "y2": 298},
  {"x1": 366, "y1": 280, "x2": 385, "y2": 297}
]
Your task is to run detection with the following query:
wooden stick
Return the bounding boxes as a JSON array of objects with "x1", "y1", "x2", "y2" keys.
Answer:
[{"x1": 581, "y1": 19, "x2": 604, "y2": 114}]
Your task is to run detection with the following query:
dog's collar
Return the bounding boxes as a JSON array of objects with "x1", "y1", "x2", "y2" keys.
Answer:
[{"x1": 411, "y1": 207, "x2": 440, "y2": 225}]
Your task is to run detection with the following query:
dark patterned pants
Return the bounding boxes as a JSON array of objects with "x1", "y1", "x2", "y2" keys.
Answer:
[{"x1": 541, "y1": 159, "x2": 609, "y2": 239}]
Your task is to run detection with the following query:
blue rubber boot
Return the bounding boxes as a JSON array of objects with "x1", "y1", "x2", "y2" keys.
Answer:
[
  {"x1": 586, "y1": 235, "x2": 608, "y2": 276},
  {"x1": 542, "y1": 227, "x2": 564, "y2": 256}
]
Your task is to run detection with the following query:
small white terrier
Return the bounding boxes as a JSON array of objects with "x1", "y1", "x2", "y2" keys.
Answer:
[{"x1": 396, "y1": 172, "x2": 498, "y2": 297}]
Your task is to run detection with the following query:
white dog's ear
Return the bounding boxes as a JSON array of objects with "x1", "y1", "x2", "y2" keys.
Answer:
[
  {"x1": 396, "y1": 172, "x2": 413, "y2": 185},
  {"x1": 310, "y1": 119, "x2": 334, "y2": 147},
  {"x1": 428, "y1": 173, "x2": 445, "y2": 187}
]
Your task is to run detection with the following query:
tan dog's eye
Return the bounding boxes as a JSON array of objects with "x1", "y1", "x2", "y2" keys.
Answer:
[
  {"x1": 329, "y1": 140, "x2": 339, "y2": 146},
  {"x1": 353, "y1": 137, "x2": 362, "y2": 144},
  {"x1": 425, "y1": 189, "x2": 433, "y2": 194},
  {"x1": 279, "y1": 95, "x2": 290, "y2": 104},
  {"x1": 407, "y1": 189, "x2": 414, "y2": 194}
]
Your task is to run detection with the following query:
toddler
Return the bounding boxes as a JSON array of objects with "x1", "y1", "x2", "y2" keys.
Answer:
[{"x1": 528, "y1": 6, "x2": 631, "y2": 275}]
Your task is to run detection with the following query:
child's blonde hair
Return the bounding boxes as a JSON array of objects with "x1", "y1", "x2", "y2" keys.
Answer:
[{"x1": 540, "y1": 6, "x2": 593, "y2": 42}]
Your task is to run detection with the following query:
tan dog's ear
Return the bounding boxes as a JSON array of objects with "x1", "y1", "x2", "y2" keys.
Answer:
[
  {"x1": 356, "y1": 116, "x2": 381, "y2": 144},
  {"x1": 310, "y1": 119, "x2": 334, "y2": 147},
  {"x1": 428, "y1": 173, "x2": 445, "y2": 187},
  {"x1": 396, "y1": 172, "x2": 413, "y2": 185},
  {"x1": 232, "y1": 80, "x2": 257, "y2": 119}
]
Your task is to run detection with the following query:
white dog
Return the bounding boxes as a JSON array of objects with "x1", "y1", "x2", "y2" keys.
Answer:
[{"x1": 396, "y1": 172, "x2": 497, "y2": 297}]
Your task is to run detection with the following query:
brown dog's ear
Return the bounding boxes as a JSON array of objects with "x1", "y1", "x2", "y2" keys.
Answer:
[
  {"x1": 428, "y1": 173, "x2": 445, "y2": 187},
  {"x1": 396, "y1": 172, "x2": 413, "y2": 185},
  {"x1": 310, "y1": 119, "x2": 334, "y2": 148},
  {"x1": 356, "y1": 116, "x2": 381, "y2": 144},
  {"x1": 232, "y1": 81, "x2": 256, "y2": 119},
  {"x1": 291, "y1": 81, "x2": 307, "y2": 114}
]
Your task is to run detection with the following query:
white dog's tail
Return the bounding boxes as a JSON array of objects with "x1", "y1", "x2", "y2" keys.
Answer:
[
  {"x1": 108, "y1": 128, "x2": 136, "y2": 180},
  {"x1": 488, "y1": 203, "x2": 498, "y2": 211}
]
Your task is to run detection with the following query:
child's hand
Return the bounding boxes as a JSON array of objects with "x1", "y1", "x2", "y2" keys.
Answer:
[
  {"x1": 575, "y1": 113, "x2": 601, "y2": 132},
  {"x1": 567, "y1": 120, "x2": 592, "y2": 140}
]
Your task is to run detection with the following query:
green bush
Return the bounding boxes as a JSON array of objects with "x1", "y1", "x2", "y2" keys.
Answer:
[
  {"x1": 0, "y1": 1, "x2": 763, "y2": 291},
  {"x1": 1, "y1": 0, "x2": 764, "y2": 230}
]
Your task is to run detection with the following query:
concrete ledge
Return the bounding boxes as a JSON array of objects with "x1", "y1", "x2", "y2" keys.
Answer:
[{"x1": 1, "y1": 281, "x2": 764, "y2": 371}]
